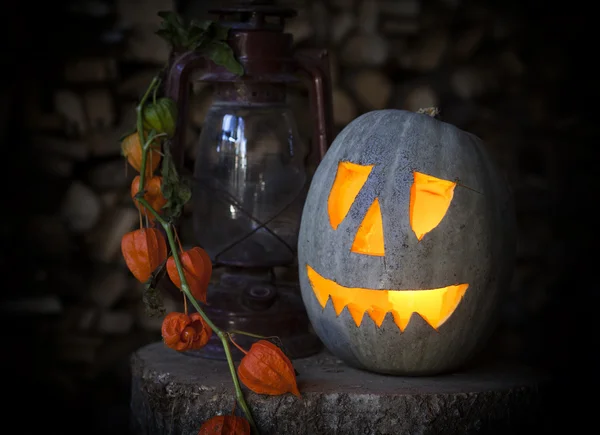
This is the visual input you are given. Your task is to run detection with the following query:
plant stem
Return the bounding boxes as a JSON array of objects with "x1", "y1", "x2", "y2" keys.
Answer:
[
  {"x1": 134, "y1": 76, "x2": 258, "y2": 433},
  {"x1": 229, "y1": 330, "x2": 274, "y2": 340},
  {"x1": 152, "y1": 79, "x2": 160, "y2": 105},
  {"x1": 137, "y1": 77, "x2": 159, "y2": 190},
  {"x1": 162, "y1": 223, "x2": 222, "y2": 331},
  {"x1": 136, "y1": 133, "x2": 166, "y2": 207},
  {"x1": 227, "y1": 333, "x2": 249, "y2": 354},
  {"x1": 221, "y1": 336, "x2": 256, "y2": 429},
  {"x1": 140, "y1": 221, "x2": 261, "y2": 434},
  {"x1": 162, "y1": 210, "x2": 259, "y2": 434}
]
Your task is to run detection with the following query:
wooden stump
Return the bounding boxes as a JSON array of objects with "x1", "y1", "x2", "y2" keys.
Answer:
[{"x1": 131, "y1": 342, "x2": 549, "y2": 435}]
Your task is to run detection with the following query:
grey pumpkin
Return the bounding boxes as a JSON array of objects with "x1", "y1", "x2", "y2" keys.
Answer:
[{"x1": 297, "y1": 109, "x2": 516, "y2": 376}]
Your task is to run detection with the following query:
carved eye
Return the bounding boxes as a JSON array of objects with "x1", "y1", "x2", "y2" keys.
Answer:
[
  {"x1": 314, "y1": 165, "x2": 466, "y2": 332},
  {"x1": 327, "y1": 165, "x2": 457, "y2": 257},
  {"x1": 327, "y1": 161, "x2": 372, "y2": 230},
  {"x1": 409, "y1": 171, "x2": 457, "y2": 241},
  {"x1": 327, "y1": 161, "x2": 384, "y2": 256}
]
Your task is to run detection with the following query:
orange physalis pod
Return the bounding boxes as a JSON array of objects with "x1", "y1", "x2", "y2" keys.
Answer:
[
  {"x1": 197, "y1": 415, "x2": 250, "y2": 435},
  {"x1": 121, "y1": 228, "x2": 167, "y2": 283},
  {"x1": 161, "y1": 312, "x2": 212, "y2": 352},
  {"x1": 237, "y1": 340, "x2": 301, "y2": 397},
  {"x1": 167, "y1": 247, "x2": 212, "y2": 303},
  {"x1": 131, "y1": 175, "x2": 167, "y2": 221},
  {"x1": 121, "y1": 132, "x2": 161, "y2": 178}
]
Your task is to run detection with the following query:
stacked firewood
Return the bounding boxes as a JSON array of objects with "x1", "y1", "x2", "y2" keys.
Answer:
[{"x1": 5, "y1": 0, "x2": 564, "y2": 410}]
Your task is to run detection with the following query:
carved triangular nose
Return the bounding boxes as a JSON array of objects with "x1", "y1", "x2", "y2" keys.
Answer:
[{"x1": 351, "y1": 197, "x2": 385, "y2": 256}]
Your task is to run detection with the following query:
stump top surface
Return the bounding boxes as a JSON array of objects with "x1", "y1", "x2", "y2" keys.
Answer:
[
  {"x1": 133, "y1": 342, "x2": 545, "y2": 395},
  {"x1": 131, "y1": 342, "x2": 550, "y2": 434}
]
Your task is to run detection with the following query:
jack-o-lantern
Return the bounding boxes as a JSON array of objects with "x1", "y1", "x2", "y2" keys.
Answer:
[{"x1": 298, "y1": 109, "x2": 516, "y2": 375}]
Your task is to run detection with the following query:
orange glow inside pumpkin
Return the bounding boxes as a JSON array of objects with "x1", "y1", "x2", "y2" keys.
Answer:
[
  {"x1": 409, "y1": 171, "x2": 457, "y2": 241},
  {"x1": 306, "y1": 265, "x2": 469, "y2": 331},
  {"x1": 351, "y1": 198, "x2": 385, "y2": 256},
  {"x1": 315, "y1": 162, "x2": 469, "y2": 331},
  {"x1": 328, "y1": 161, "x2": 373, "y2": 230},
  {"x1": 328, "y1": 161, "x2": 384, "y2": 256}
]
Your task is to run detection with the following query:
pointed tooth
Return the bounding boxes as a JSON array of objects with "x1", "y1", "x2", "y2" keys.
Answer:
[
  {"x1": 434, "y1": 284, "x2": 469, "y2": 328},
  {"x1": 306, "y1": 265, "x2": 331, "y2": 308},
  {"x1": 307, "y1": 264, "x2": 469, "y2": 332},
  {"x1": 329, "y1": 294, "x2": 348, "y2": 316},
  {"x1": 346, "y1": 303, "x2": 366, "y2": 327},
  {"x1": 391, "y1": 311, "x2": 410, "y2": 332},
  {"x1": 367, "y1": 307, "x2": 388, "y2": 327}
]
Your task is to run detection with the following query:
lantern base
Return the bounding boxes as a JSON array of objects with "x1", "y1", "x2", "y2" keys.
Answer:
[
  {"x1": 131, "y1": 342, "x2": 552, "y2": 435},
  {"x1": 183, "y1": 268, "x2": 322, "y2": 361}
]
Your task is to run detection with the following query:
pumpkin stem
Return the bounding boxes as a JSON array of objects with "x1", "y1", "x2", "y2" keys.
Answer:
[
  {"x1": 416, "y1": 107, "x2": 440, "y2": 118},
  {"x1": 228, "y1": 333, "x2": 249, "y2": 355},
  {"x1": 138, "y1": 209, "x2": 143, "y2": 229}
]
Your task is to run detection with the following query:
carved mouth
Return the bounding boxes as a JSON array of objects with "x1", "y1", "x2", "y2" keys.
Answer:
[{"x1": 306, "y1": 265, "x2": 469, "y2": 331}]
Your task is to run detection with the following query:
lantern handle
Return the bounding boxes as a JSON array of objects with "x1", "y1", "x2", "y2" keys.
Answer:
[
  {"x1": 165, "y1": 50, "x2": 208, "y2": 171},
  {"x1": 293, "y1": 48, "x2": 334, "y2": 163}
]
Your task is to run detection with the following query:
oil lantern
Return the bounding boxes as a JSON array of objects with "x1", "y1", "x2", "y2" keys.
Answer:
[{"x1": 165, "y1": 0, "x2": 333, "y2": 360}]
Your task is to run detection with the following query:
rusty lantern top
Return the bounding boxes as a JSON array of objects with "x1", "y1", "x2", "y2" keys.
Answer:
[
  {"x1": 203, "y1": 0, "x2": 300, "y2": 105},
  {"x1": 204, "y1": 1, "x2": 299, "y2": 85},
  {"x1": 166, "y1": 0, "x2": 334, "y2": 167}
]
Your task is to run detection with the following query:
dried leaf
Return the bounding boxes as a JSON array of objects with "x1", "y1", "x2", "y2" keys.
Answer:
[
  {"x1": 142, "y1": 260, "x2": 167, "y2": 317},
  {"x1": 237, "y1": 340, "x2": 301, "y2": 397}
]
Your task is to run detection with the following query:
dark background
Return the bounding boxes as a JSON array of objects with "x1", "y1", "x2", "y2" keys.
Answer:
[{"x1": 1, "y1": 0, "x2": 597, "y2": 433}]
